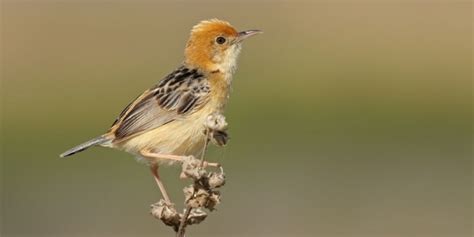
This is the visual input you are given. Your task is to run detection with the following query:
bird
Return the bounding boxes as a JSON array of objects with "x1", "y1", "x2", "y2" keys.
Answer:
[{"x1": 59, "y1": 19, "x2": 261, "y2": 203}]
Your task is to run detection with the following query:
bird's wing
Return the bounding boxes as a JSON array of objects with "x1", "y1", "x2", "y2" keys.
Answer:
[{"x1": 108, "y1": 66, "x2": 210, "y2": 140}]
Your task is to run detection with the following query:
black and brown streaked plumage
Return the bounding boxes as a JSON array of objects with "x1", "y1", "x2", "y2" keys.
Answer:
[{"x1": 60, "y1": 19, "x2": 261, "y2": 202}]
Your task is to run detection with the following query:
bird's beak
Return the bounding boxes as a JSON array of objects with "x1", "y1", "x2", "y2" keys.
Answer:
[{"x1": 236, "y1": 30, "x2": 263, "y2": 43}]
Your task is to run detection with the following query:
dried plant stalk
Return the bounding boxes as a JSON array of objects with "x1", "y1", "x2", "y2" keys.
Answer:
[{"x1": 150, "y1": 113, "x2": 228, "y2": 237}]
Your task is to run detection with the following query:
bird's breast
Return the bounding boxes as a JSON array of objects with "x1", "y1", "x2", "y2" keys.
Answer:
[{"x1": 207, "y1": 72, "x2": 232, "y2": 110}]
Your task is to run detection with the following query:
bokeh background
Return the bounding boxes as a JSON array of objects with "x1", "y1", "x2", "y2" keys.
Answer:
[{"x1": 1, "y1": 0, "x2": 472, "y2": 237}]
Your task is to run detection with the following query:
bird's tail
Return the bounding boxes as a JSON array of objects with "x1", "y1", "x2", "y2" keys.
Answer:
[{"x1": 60, "y1": 136, "x2": 111, "y2": 158}]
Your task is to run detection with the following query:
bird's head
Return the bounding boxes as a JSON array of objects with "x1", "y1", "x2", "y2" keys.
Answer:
[{"x1": 184, "y1": 19, "x2": 261, "y2": 74}]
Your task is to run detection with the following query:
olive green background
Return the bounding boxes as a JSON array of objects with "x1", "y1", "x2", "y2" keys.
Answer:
[{"x1": 1, "y1": 0, "x2": 472, "y2": 237}]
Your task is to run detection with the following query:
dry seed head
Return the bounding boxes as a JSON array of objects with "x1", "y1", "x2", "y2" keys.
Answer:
[
  {"x1": 150, "y1": 200, "x2": 181, "y2": 229},
  {"x1": 187, "y1": 208, "x2": 208, "y2": 225}
]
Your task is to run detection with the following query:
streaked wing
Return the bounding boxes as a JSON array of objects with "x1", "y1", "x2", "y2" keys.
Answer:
[{"x1": 109, "y1": 66, "x2": 210, "y2": 140}]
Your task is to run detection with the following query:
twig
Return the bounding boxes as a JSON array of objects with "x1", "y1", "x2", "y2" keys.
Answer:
[
  {"x1": 176, "y1": 205, "x2": 192, "y2": 237},
  {"x1": 151, "y1": 113, "x2": 228, "y2": 237},
  {"x1": 200, "y1": 128, "x2": 210, "y2": 166},
  {"x1": 177, "y1": 129, "x2": 210, "y2": 237}
]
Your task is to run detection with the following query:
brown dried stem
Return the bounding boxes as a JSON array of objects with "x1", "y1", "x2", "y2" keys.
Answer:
[
  {"x1": 177, "y1": 130, "x2": 208, "y2": 237},
  {"x1": 150, "y1": 113, "x2": 228, "y2": 237}
]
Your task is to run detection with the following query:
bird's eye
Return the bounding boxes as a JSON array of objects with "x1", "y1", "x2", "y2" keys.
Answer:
[{"x1": 216, "y1": 36, "x2": 226, "y2": 44}]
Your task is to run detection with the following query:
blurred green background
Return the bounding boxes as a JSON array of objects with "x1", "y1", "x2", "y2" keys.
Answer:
[{"x1": 1, "y1": 0, "x2": 472, "y2": 237}]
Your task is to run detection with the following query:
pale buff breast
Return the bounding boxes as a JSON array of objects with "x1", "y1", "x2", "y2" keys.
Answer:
[
  {"x1": 116, "y1": 100, "x2": 226, "y2": 165},
  {"x1": 117, "y1": 113, "x2": 207, "y2": 164}
]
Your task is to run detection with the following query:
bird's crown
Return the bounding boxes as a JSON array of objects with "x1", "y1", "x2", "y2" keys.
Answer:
[{"x1": 190, "y1": 19, "x2": 238, "y2": 36}]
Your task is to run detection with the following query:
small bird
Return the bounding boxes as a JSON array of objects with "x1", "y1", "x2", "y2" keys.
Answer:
[{"x1": 60, "y1": 19, "x2": 261, "y2": 203}]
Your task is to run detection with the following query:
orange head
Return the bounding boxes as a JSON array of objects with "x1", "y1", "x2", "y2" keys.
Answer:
[{"x1": 184, "y1": 19, "x2": 262, "y2": 73}]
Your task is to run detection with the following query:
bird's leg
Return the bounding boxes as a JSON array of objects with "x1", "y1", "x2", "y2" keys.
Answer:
[
  {"x1": 141, "y1": 149, "x2": 220, "y2": 180},
  {"x1": 141, "y1": 149, "x2": 220, "y2": 168},
  {"x1": 150, "y1": 163, "x2": 171, "y2": 203}
]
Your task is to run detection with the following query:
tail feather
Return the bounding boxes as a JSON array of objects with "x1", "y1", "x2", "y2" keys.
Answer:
[{"x1": 60, "y1": 136, "x2": 110, "y2": 158}]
